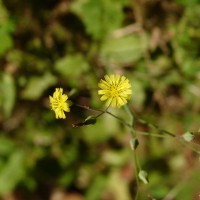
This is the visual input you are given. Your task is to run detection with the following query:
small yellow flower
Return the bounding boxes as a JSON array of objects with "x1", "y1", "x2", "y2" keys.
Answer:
[
  {"x1": 49, "y1": 88, "x2": 71, "y2": 119},
  {"x1": 98, "y1": 74, "x2": 132, "y2": 108}
]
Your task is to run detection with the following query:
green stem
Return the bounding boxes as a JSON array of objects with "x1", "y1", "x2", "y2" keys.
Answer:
[
  {"x1": 124, "y1": 105, "x2": 135, "y2": 133},
  {"x1": 105, "y1": 110, "x2": 132, "y2": 128},
  {"x1": 76, "y1": 104, "x2": 176, "y2": 139},
  {"x1": 76, "y1": 104, "x2": 132, "y2": 127},
  {"x1": 135, "y1": 117, "x2": 176, "y2": 138},
  {"x1": 123, "y1": 105, "x2": 140, "y2": 200},
  {"x1": 94, "y1": 106, "x2": 110, "y2": 118},
  {"x1": 138, "y1": 131, "x2": 172, "y2": 138},
  {"x1": 179, "y1": 140, "x2": 200, "y2": 155},
  {"x1": 75, "y1": 104, "x2": 101, "y2": 113}
]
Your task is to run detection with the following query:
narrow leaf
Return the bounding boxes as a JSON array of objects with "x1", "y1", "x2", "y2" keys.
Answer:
[
  {"x1": 182, "y1": 131, "x2": 194, "y2": 142},
  {"x1": 72, "y1": 116, "x2": 96, "y2": 127},
  {"x1": 130, "y1": 138, "x2": 139, "y2": 151},
  {"x1": 138, "y1": 170, "x2": 149, "y2": 184}
]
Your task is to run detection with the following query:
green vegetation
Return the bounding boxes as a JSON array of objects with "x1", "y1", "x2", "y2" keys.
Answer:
[{"x1": 0, "y1": 0, "x2": 200, "y2": 199}]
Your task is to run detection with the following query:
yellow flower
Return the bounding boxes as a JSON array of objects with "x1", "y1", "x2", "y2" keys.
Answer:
[
  {"x1": 98, "y1": 74, "x2": 132, "y2": 108},
  {"x1": 49, "y1": 88, "x2": 71, "y2": 119}
]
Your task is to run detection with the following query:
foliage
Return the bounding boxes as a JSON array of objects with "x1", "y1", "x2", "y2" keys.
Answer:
[{"x1": 0, "y1": 0, "x2": 200, "y2": 199}]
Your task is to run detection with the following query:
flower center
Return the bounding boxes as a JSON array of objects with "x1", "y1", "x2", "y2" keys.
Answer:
[
  {"x1": 58, "y1": 100, "x2": 65, "y2": 109},
  {"x1": 110, "y1": 86, "x2": 119, "y2": 97}
]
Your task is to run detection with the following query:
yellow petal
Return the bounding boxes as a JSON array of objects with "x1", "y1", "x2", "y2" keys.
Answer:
[
  {"x1": 98, "y1": 81, "x2": 109, "y2": 90},
  {"x1": 111, "y1": 97, "x2": 117, "y2": 108},
  {"x1": 100, "y1": 95, "x2": 108, "y2": 101},
  {"x1": 117, "y1": 97, "x2": 125, "y2": 107},
  {"x1": 98, "y1": 90, "x2": 107, "y2": 95},
  {"x1": 63, "y1": 104, "x2": 70, "y2": 112},
  {"x1": 106, "y1": 97, "x2": 112, "y2": 107},
  {"x1": 104, "y1": 75, "x2": 112, "y2": 84},
  {"x1": 115, "y1": 74, "x2": 120, "y2": 85},
  {"x1": 110, "y1": 74, "x2": 115, "y2": 83}
]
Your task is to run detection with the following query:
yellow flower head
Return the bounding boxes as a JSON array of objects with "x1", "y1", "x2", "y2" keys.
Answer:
[
  {"x1": 49, "y1": 88, "x2": 71, "y2": 119},
  {"x1": 98, "y1": 74, "x2": 132, "y2": 108}
]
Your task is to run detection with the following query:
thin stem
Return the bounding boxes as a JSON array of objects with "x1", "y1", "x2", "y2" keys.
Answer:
[
  {"x1": 123, "y1": 105, "x2": 140, "y2": 200},
  {"x1": 135, "y1": 116, "x2": 176, "y2": 138},
  {"x1": 76, "y1": 104, "x2": 176, "y2": 138},
  {"x1": 179, "y1": 140, "x2": 200, "y2": 155},
  {"x1": 138, "y1": 131, "x2": 172, "y2": 138},
  {"x1": 75, "y1": 104, "x2": 132, "y2": 127},
  {"x1": 75, "y1": 104, "x2": 102, "y2": 113},
  {"x1": 75, "y1": 104, "x2": 110, "y2": 119},
  {"x1": 105, "y1": 110, "x2": 132, "y2": 128},
  {"x1": 134, "y1": 172, "x2": 139, "y2": 200},
  {"x1": 95, "y1": 105, "x2": 110, "y2": 118}
]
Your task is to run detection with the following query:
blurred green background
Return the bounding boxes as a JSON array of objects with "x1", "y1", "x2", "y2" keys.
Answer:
[{"x1": 0, "y1": 0, "x2": 200, "y2": 199}]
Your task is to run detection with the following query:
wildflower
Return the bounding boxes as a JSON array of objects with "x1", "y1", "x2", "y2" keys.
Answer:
[
  {"x1": 49, "y1": 88, "x2": 71, "y2": 119},
  {"x1": 98, "y1": 74, "x2": 132, "y2": 108}
]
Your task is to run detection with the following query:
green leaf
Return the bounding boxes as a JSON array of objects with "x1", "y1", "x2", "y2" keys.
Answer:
[
  {"x1": 55, "y1": 54, "x2": 89, "y2": 87},
  {"x1": 138, "y1": 170, "x2": 149, "y2": 184},
  {"x1": 0, "y1": 1, "x2": 15, "y2": 56},
  {"x1": 100, "y1": 35, "x2": 147, "y2": 66},
  {"x1": 72, "y1": 116, "x2": 96, "y2": 127},
  {"x1": 84, "y1": 116, "x2": 97, "y2": 125},
  {"x1": 86, "y1": 175, "x2": 106, "y2": 200},
  {"x1": 21, "y1": 73, "x2": 57, "y2": 100},
  {"x1": 0, "y1": 73, "x2": 16, "y2": 118},
  {"x1": 0, "y1": 150, "x2": 26, "y2": 195},
  {"x1": 55, "y1": 53, "x2": 89, "y2": 76},
  {"x1": 71, "y1": 0, "x2": 127, "y2": 40}
]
